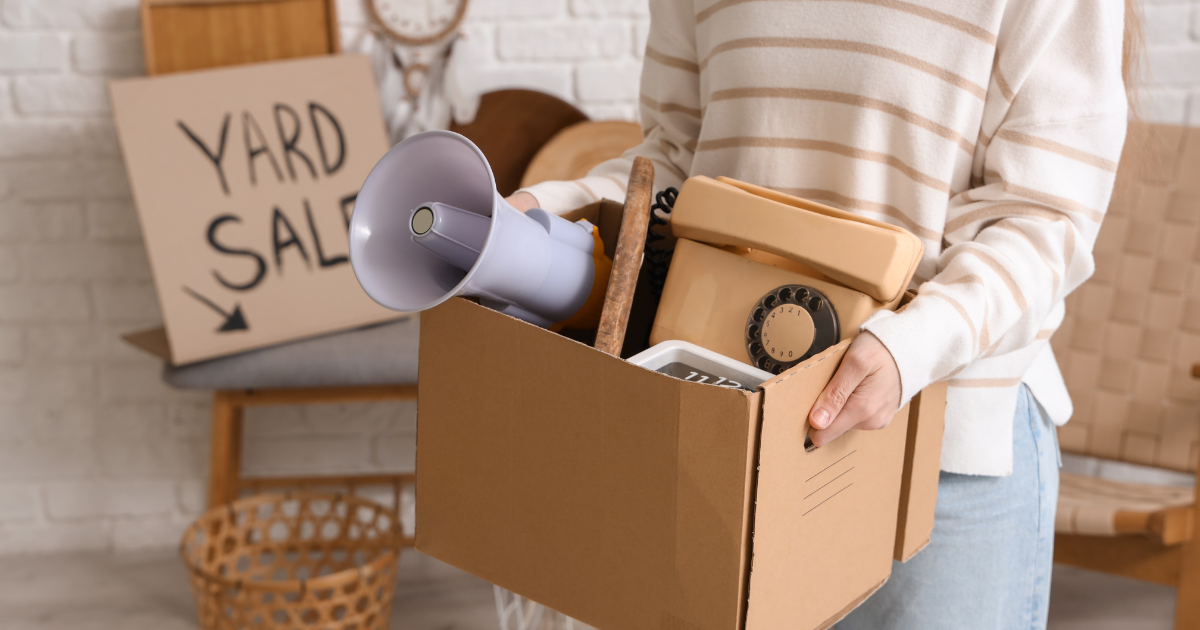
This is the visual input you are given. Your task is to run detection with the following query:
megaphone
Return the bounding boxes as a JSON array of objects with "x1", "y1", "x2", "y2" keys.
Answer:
[{"x1": 348, "y1": 130, "x2": 609, "y2": 328}]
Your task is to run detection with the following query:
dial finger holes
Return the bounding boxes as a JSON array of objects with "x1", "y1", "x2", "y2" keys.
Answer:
[{"x1": 746, "y1": 284, "x2": 840, "y2": 374}]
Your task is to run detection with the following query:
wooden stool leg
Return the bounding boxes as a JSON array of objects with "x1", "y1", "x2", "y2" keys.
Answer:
[
  {"x1": 1179, "y1": 540, "x2": 1200, "y2": 630},
  {"x1": 207, "y1": 391, "x2": 244, "y2": 509},
  {"x1": 1175, "y1": 472, "x2": 1200, "y2": 630}
]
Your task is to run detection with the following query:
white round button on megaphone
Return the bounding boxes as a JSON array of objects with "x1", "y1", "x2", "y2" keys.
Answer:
[{"x1": 348, "y1": 130, "x2": 602, "y2": 328}]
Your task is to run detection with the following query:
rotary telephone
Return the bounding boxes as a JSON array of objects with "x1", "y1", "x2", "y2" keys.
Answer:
[{"x1": 650, "y1": 176, "x2": 924, "y2": 375}]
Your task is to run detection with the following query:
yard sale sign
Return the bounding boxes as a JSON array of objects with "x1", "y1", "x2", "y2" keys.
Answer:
[{"x1": 110, "y1": 55, "x2": 397, "y2": 364}]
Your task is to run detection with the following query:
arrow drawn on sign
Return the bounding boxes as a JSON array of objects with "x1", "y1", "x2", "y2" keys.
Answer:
[{"x1": 182, "y1": 286, "x2": 249, "y2": 332}]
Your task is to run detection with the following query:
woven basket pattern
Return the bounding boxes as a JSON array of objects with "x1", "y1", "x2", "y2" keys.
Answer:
[
  {"x1": 1051, "y1": 123, "x2": 1200, "y2": 473},
  {"x1": 181, "y1": 492, "x2": 402, "y2": 630}
]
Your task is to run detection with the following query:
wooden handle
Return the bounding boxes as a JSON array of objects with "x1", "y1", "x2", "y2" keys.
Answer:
[{"x1": 594, "y1": 157, "x2": 654, "y2": 356}]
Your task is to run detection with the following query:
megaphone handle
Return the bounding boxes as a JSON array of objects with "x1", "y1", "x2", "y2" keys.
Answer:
[{"x1": 594, "y1": 156, "x2": 655, "y2": 357}]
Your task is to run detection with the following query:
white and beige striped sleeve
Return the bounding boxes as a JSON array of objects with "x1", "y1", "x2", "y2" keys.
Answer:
[
  {"x1": 862, "y1": 0, "x2": 1128, "y2": 405},
  {"x1": 516, "y1": 0, "x2": 701, "y2": 214}
]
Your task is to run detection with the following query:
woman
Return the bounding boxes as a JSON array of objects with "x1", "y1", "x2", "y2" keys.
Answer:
[{"x1": 509, "y1": 0, "x2": 1137, "y2": 627}]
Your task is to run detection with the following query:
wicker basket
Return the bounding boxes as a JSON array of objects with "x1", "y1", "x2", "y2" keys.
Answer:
[{"x1": 180, "y1": 492, "x2": 403, "y2": 630}]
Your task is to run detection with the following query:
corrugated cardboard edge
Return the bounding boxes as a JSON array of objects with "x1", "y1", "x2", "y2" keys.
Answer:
[
  {"x1": 122, "y1": 326, "x2": 172, "y2": 362},
  {"x1": 736, "y1": 392, "x2": 765, "y2": 630},
  {"x1": 813, "y1": 576, "x2": 889, "y2": 630},
  {"x1": 120, "y1": 315, "x2": 416, "y2": 367},
  {"x1": 893, "y1": 380, "x2": 948, "y2": 562}
]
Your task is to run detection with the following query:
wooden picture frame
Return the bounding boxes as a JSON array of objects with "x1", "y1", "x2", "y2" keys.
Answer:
[{"x1": 140, "y1": 0, "x2": 341, "y2": 76}]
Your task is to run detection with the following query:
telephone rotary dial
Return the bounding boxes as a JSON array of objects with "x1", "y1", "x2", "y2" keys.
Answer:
[{"x1": 746, "y1": 284, "x2": 840, "y2": 374}]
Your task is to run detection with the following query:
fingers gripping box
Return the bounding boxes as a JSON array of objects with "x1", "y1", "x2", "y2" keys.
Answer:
[{"x1": 415, "y1": 201, "x2": 946, "y2": 630}]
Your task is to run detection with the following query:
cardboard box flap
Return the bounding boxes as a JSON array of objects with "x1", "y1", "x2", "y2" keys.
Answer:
[
  {"x1": 894, "y1": 380, "x2": 947, "y2": 561},
  {"x1": 747, "y1": 341, "x2": 909, "y2": 629},
  {"x1": 417, "y1": 297, "x2": 761, "y2": 630},
  {"x1": 560, "y1": 199, "x2": 625, "y2": 260}
]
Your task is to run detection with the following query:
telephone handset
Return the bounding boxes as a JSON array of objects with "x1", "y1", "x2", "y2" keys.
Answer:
[{"x1": 650, "y1": 177, "x2": 924, "y2": 375}]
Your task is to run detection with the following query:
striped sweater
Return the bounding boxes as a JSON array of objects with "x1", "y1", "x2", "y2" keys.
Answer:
[{"x1": 520, "y1": 0, "x2": 1128, "y2": 475}]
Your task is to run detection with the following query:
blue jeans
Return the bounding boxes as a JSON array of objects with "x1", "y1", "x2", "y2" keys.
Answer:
[{"x1": 839, "y1": 385, "x2": 1061, "y2": 630}]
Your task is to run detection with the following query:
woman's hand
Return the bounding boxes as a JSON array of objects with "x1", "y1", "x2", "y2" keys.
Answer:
[
  {"x1": 506, "y1": 192, "x2": 539, "y2": 212},
  {"x1": 808, "y1": 331, "x2": 902, "y2": 447}
]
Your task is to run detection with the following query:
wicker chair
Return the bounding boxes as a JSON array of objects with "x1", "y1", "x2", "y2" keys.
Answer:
[{"x1": 1050, "y1": 122, "x2": 1200, "y2": 629}]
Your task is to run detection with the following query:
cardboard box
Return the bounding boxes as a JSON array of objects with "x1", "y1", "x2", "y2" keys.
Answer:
[{"x1": 415, "y1": 202, "x2": 945, "y2": 630}]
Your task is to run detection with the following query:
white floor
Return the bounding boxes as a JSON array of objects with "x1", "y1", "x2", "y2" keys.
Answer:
[
  {"x1": 0, "y1": 549, "x2": 1176, "y2": 630},
  {"x1": 1048, "y1": 565, "x2": 1177, "y2": 630}
]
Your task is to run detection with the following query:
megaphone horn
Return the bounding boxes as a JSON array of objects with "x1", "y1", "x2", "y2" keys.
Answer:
[{"x1": 348, "y1": 130, "x2": 608, "y2": 329}]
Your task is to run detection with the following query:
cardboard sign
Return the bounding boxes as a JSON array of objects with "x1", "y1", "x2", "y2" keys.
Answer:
[{"x1": 110, "y1": 56, "x2": 397, "y2": 365}]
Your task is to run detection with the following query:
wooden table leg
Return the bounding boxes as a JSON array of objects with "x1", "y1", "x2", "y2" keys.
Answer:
[{"x1": 207, "y1": 391, "x2": 244, "y2": 509}]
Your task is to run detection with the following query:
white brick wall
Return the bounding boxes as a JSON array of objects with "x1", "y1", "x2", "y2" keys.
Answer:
[
  {"x1": 0, "y1": 0, "x2": 460, "y2": 555},
  {"x1": 432, "y1": 0, "x2": 649, "y2": 120},
  {"x1": 0, "y1": 0, "x2": 1197, "y2": 555}
]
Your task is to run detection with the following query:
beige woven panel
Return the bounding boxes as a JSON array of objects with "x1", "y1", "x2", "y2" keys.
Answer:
[
  {"x1": 1056, "y1": 472, "x2": 1194, "y2": 536},
  {"x1": 1051, "y1": 123, "x2": 1200, "y2": 473}
]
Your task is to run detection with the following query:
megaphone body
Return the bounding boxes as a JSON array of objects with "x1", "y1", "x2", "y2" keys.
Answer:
[{"x1": 348, "y1": 131, "x2": 606, "y2": 328}]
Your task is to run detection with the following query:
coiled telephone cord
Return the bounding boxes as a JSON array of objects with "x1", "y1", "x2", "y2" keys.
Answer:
[{"x1": 644, "y1": 187, "x2": 678, "y2": 298}]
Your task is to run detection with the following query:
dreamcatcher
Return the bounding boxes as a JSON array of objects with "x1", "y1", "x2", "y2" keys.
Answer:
[{"x1": 354, "y1": 0, "x2": 479, "y2": 143}]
